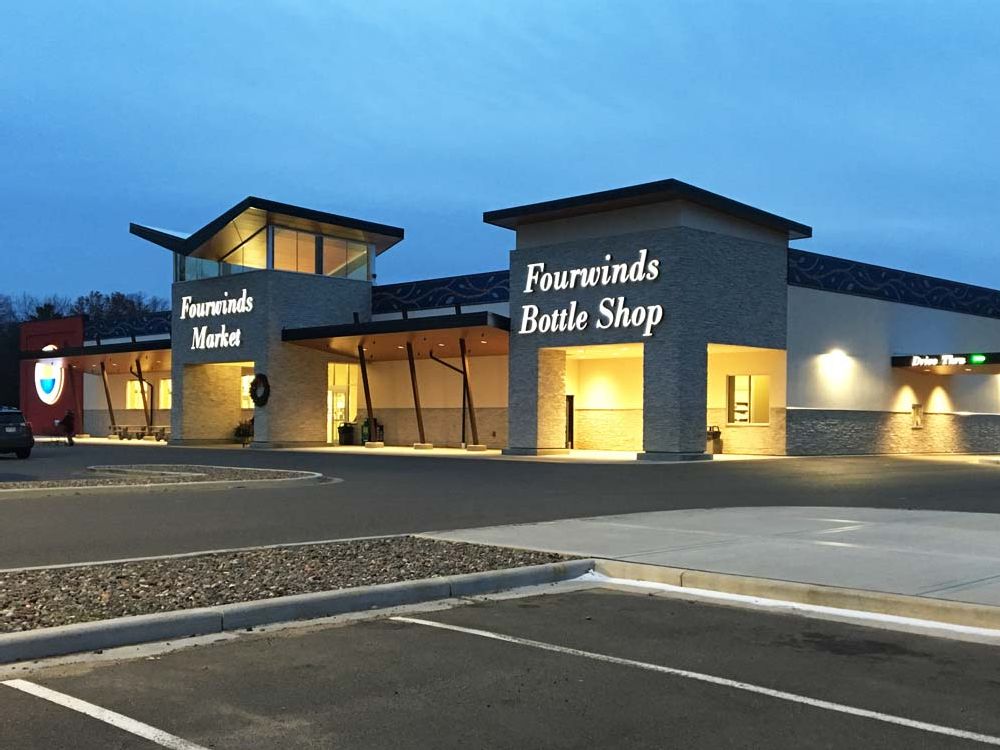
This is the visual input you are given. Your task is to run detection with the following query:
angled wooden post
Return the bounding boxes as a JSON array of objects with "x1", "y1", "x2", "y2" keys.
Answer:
[
  {"x1": 405, "y1": 342, "x2": 426, "y2": 445},
  {"x1": 100, "y1": 361, "x2": 116, "y2": 430},
  {"x1": 458, "y1": 338, "x2": 479, "y2": 446},
  {"x1": 358, "y1": 343, "x2": 375, "y2": 439},
  {"x1": 133, "y1": 358, "x2": 152, "y2": 429}
]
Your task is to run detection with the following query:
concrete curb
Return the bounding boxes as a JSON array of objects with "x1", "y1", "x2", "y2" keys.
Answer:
[
  {"x1": 0, "y1": 559, "x2": 595, "y2": 664},
  {"x1": 0, "y1": 608, "x2": 224, "y2": 664},
  {"x1": 594, "y1": 559, "x2": 1000, "y2": 630},
  {"x1": 0, "y1": 465, "x2": 329, "y2": 498}
]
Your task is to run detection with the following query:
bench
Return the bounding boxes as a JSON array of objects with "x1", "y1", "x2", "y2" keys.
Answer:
[{"x1": 110, "y1": 425, "x2": 171, "y2": 442}]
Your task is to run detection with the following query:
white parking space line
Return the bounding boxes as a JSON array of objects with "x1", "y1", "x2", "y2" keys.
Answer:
[
  {"x1": 392, "y1": 616, "x2": 1000, "y2": 746},
  {"x1": 1, "y1": 679, "x2": 208, "y2": 750}
]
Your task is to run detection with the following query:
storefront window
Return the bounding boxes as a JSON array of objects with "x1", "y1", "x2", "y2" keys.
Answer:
[
  {"x1": 158, "y1": 379, "x2": 172, "y2": 410},
  {"x1": 727, "y1": 375, "x2": 769, "y2": 424},
  {"x1": 125, "y1": 380, "x2": 151, "y2": 410}
]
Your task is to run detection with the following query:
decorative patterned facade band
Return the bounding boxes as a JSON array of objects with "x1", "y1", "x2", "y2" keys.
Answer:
[
  {"x1": 787, "y1": 249, "x2": 1000, "y2": 321},
  {"x1": 84, "y1": 310, "x2": 172, "y2": 341},
  {"x1": 371, "y1": 270, "x2": 510, "y2": 314},
  {"x1": 82, "y1": 251, "x2": 1000, "y2": 329}
]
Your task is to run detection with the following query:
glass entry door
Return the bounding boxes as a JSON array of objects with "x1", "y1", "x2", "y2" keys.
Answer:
[{"x1": 327, "y1": 362, "x2": 359, "y2": 444}]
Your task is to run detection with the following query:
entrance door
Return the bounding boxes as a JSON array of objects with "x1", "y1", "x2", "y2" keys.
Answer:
[
  {"x1": 565, "y1": 394, "x2": 575, "y2": 449},
  {"x1": 327, "y1": 386, "x2": 349, "y2": 444}
]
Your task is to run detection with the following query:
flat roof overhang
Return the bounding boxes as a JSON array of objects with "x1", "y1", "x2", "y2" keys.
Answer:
[
  {"x1": 283, "y1": 312, "x2": 510, "y2": 361},
  {"x1": 21, "y1": 340, "x2": 172, "y2": 375},
  {"x1": 483, "y1": 178, "x2": 812, "y2": 240},
  {"x1": 891, "y1": 352, "x2": 1000, "y2": 375},
  {"x1": 130, "y1": 196, "x2": 404, "y2": 261}
]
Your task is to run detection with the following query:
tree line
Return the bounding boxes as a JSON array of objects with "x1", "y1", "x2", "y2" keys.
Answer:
[{"x1": 0, "y1": 291, "x2": 169, "y2": 406}]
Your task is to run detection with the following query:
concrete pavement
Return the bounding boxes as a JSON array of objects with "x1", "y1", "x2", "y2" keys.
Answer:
[{"x1": 424, "y1": 506, "x2": 1000, "y2": 607}]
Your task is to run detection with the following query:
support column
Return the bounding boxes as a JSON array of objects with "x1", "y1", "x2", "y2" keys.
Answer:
[
  {"x1": 358, "y1": 344, "x2": 381, "y2": 448},
  {"x1": 459, "y1": 338, "x2": 484, "y2": 450},
  {"x1": 133, "y1": 358, "x2": 152, "y2": 432},
  {"x1": 639, "y1": 336, "x2": 711, "y2": 461},
  {"x1": 100, "y1": 361, "x2": 117, "y2": 435},
  {"x1": 406, "y1": 342, "x2": 431, "y2": 449}
]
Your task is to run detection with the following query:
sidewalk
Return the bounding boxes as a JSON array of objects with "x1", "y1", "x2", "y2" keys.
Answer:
[{"x1": 422, "y1": 506, "x2": 1000, "y2": 608}]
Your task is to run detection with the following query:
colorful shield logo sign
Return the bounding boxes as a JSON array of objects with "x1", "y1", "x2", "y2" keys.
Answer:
[{"x1": 34, "y1": 345, "x2": 64, "y2": 406}]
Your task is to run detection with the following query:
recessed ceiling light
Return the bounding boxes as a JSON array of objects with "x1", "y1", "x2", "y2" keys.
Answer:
[
  {"x1": 437, "y1": 343, "x2": 445, "y2": 347},
  {"x1": 396, "y1": 345, "x2": 404, "y2": 349}
]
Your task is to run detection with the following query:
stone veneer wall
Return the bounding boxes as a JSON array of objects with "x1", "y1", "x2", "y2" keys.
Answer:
[
  {"x1": 574, "y1": 409, "x2": 642, "y2": 451},
  {"x1": 180, "y1": 364, "x2": 244, "y2": 442},
  {"x1": 706, "y1": 407, "x2": 786, "y2": 455},
  {"x1": 536, "y1": 349, "x2": 567, "y2": 451},
  {"x1": 786, "y1": 409, "x2": 1000, "y2": 455},
  {"x1": 253, "y1": 343, "x2": 329, "y2": 446},
  {"x1": 373, "y1": 407, "x2": 508, "y2": 449}
]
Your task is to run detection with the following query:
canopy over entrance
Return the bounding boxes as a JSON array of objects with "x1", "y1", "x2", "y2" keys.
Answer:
[{"x1": 282, "y1": 312, "x2": 510, "y2": 361}]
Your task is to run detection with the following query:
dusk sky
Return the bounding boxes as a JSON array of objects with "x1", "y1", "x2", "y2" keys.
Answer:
[{"x1": 3, "y1": 1, "x2": 999, "y2": 300}]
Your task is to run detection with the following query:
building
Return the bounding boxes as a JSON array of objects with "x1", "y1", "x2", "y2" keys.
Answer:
[{"x1": 19, "y1": 179, "x2": 1000, "y2": 458}]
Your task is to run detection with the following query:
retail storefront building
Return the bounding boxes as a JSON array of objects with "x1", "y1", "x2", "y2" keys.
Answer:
[{"x1": 20, "y1": 180, "x2": 1000, "y2": 458}]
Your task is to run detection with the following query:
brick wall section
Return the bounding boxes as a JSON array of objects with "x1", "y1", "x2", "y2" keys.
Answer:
[
  {"x1": 507, "y1": 226, "x2": 787, "y2": 458},
  {"x1": 256, "y1": 343, "x2": 329, "y2": 445},
  {"x1": 787, "y1": 409, "x2": 1000, "y2": 454},
  {"x1": 706, "y1": 407, "x2": 786, "y2": 455},
  {"x1": 180, "y1": 364, "x2": 244, "y2": 441},
  {"x1": 374, "y1": 407, "x2": 508, "y2": 449},
  {"x1": 575, "y1": 409, "x2": 642, "y2": 451},
  {"x1": 172, "y1": 270, "x2": 370, "y2": 445}
]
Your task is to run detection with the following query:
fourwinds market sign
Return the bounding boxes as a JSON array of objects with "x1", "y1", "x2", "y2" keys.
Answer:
[
  {"x1": 518, "y1": 249, "x2": 664, "y2": 338},
  {"x1": 179, "y1": 289, "x2": 254, "y2": 350}
]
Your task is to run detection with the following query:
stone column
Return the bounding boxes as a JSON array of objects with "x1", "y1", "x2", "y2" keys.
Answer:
[
  {"x1": 536, "y1": 348, "x2": 567, "y2": 453},
  {"x1": 640, "y1": 335, "x2": 709, "y2": 460},
  {"x1": 505, "y1": 345, "x2": 568, "y2": 455}
]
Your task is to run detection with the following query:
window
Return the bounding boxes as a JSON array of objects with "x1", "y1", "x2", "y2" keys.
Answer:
[
  {"x1": 126, "y1": 380, "x2": 151, "y2": 410},
  {"x1": 273, "y1": 228, "x2": 317, "y2": 274},
  {"x1": 346, "y1": 241, "x2": 369, "y2": 280},
  {"x1": 727, "y1": 375, "x2": 769, "y2": 424},
  {"x1": 158, "y1": 379, "x2": 172, "y2": 410},
  {"x1": 911, "y1": 403, "x2": 924, "y2": 429},
  {"x1": 322, "y1": 237, "x2": 347, "y2": 276},
  {"x1": 241, "y1": 373, "x2": 254, "y2": 409},
  {"x1": 322, "y1": 237, "x2": 370, "y2": 280}
]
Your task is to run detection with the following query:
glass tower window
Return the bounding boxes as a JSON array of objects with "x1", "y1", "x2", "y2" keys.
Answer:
[{"x1": 174, "y1": 224, "x2": 372, "y2": 281}]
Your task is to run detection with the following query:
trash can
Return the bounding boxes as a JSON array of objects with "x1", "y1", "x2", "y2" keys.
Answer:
[
  {"x1": 706, "y1": 425, "x2": 723, "y2": 454},
  {"x1": 338, "y1": 422, "x2": 356, "y2": 446}
]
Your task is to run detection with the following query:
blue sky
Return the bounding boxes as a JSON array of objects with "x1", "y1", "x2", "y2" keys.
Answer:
[{"x1": 3, "y1": 1, "x2": 999, "y2": 300}]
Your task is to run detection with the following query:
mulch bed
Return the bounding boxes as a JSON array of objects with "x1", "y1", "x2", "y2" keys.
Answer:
[
  {"x1": 0, "y1": 464, "x2": 311, "y2": 491},
  {"x1": 0, "y1": 536, "x2": 566, "y2": 633}
]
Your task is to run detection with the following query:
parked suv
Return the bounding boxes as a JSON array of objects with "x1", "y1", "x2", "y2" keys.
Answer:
[{"x1": 0, "y1": 407, "x2": 34, "y2": 459}]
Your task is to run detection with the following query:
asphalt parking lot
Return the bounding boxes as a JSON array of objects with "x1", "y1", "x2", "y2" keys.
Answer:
[
  {"x1": 3, "y1": 443, "x2": 1000, "y2": 568},
  {"x1": 2, "y1": 586, "x2": 999, "y2": 748}
]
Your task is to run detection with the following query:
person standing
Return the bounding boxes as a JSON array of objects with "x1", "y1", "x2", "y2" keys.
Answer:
[{"x1": 61, "y1": 409, "x2": 76, "y2": 447}]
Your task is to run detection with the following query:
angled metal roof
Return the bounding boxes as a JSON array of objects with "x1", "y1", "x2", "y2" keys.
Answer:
[
  {"x1": 130, "y1": 196, "x2": 405, "y2": 259},
  {"x1": 483, "y1": 178, "x2": 812, "y2": 240}
]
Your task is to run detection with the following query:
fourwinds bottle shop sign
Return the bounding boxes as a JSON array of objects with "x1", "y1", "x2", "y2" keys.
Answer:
[
  {"x1": 518, "y1": 249, "x2": 664, "y2": 338},
  {"x1": 179, "y1": 289, "x2": 254, "y2": 350}
]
